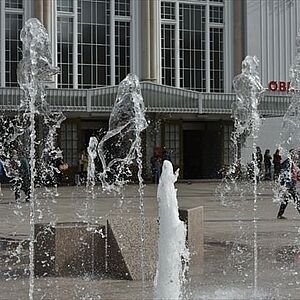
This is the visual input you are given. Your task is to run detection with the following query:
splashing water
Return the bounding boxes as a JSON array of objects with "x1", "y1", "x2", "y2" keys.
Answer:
[
  {"x1": 276, "y1": 32, "x2": 300, "y2": 157},
  {"x1": 272, "y1": 31, "x2": 300, "y2": 227},
  {"x1": 216, "y1": 57, "x2": 264, "y2": 206},
  {"x1": 154, "y1": 160, "x2": 189, "y2": 300},
  {"x1": 87, "y1": 136, "x2": 98, "y2": 189},
  {"x1": 90, "y1": 73, "x2": 148, "y2": 193},
  {"x1": 16, "y1": 18, "x2": 64, "y2": 300},
  {"x1": 279, "y1": 31, "x2": 300, "y2": 153},
  {"x1": 86, "y1": 73, "x2": 148, "y2": 294},
  {"x1": 216, "y1": 56, "x2": 264, "y2": 297}
]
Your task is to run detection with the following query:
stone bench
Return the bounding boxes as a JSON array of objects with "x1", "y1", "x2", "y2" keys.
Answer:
[
  {"x1": 34, "y1": 206, "x2": 204, "y2": 280},
  {"x1": 34, "y1": 222, "x2": 105, "y2": 277},
  {"x1": 179, "y1": 206, "x2": 204, "y2": 276},
  {"x1": 106, "y1": 206, "x2": 204, "y2": 280}
]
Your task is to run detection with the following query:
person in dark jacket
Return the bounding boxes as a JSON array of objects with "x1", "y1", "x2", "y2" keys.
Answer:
[
  {"x1": 273, "y1": 149, "x2": 282, "y2": 180},
  {"x1": 0, "y1": 159, "x2": 5, "y2": 196},
  {"x1": 17, "y1": 153, "x2": 31, "y2": 202},
  {"x1": 150, "y1": 146, "x2": 162, "y2": 184},
  {"x1": 277, "y1": 149, "x2": 300, "y2": 219},
  {"x1": 264, "y1": 149, "x2": 272, "y2": 180}
]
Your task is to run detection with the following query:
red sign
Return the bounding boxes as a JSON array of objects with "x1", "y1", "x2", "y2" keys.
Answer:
[{"x1": 268, "y1": 81, "x2": 291, "y2": 92}]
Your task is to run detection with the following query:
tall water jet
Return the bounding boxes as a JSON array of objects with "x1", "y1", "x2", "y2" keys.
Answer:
[
  {"x1": 273, "y1": 31, "x2": 300, "y2": 220},
  {"x1": 278, "y1": 31, "x2": 300, "y2": 152},
  {"x1": 154, "y1": 160, "x2": 189, "y2": 300},
  {"x1": 17, "y1": 18, "x2": 63, "y2": 300},
  {"x1": 216, "y1": 56, "x2": 264, "y2": 296},
  {"x1": 87, "y1": 73, "x2": 148, "y2": 290},
  {"x1": 232, "y1": 56, "x2": 264, "y2": 295},
  {"x1": 92, "y1": 73, "x2": 148, "y2": 193}
]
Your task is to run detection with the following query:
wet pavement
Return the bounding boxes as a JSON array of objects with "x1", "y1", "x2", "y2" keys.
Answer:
[{"x1": 0, "y1": 181, "x2": 300, "y2": 299}]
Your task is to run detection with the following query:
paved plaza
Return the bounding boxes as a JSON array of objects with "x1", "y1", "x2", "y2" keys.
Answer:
[{"x1": 1, "y1": 181, "x2": 300, "y2": 299}]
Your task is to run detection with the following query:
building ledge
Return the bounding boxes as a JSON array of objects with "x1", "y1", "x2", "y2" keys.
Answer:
[{"x1": 0, "y1": 82, "x2": 292, "y2": 116}]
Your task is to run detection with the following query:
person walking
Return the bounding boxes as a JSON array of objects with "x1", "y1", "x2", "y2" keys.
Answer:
[
  {"x1": 252, "y1": 146, "x2": 263, "y2": 182},
  {"x1": 150, "y1": 146, "x2": 162, "y2": 184},
  {"x1": 162, "y1": 147, "x2": 172, "y2": 162},
  {"x1": 17, "y1": 152, "x2": 31, "y2": 202},
  {"x1": 264, "y1": 149, "x2": 272, "y2": 180},
  {"x1": 0, "y1": 159, "x2": 5, "y2": 196},
  {"x1": 8, "y1": 150, "x2": 22, "y2": 202},
  {"x1": 273, "y1": 149, "x2": 282, "y2": 180},
  {"x1": 79, "y1": 149, "x2": 88, "y2": 183},
  {"x1": 277, "y1": 149, "x2": 300, "y2": 219}
]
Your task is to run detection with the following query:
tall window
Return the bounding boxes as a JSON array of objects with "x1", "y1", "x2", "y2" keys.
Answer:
[
  {"x1": 209, "y1": 5, "x2": 224, "y2": 92},
  {"x1": 57, "y1": 17, "x2": 74, "y2": 88},
  {"x1": 210, "y1": 27, "x2": 223, "y2": 92},
  {"x1": 78, "y1": 0, "x2": 111, "y2": 88},
  {"x1": 57, "y1": 0, "x2": 73, "y2": 12},
  {"x1": 161, "y1": 1, "x2": 224, "y2": 93},
  {"x1": 164, "y1": 123, "x2": 181, "y2": 168},
  {"x1": 115, "y1": 0, "x2": 131, "y2": 84},
  {"x1": 161, "y1": 1, "x2": 176, "y2": 87},
  {"x1": 115, "y1": 0, "x2": 130, "y2": 17},
  {"x1": 60, "y1": 122, "x2": 78, "y2": 166},
  {"x1": 5, "y1": 2, "x2": 23, "y2": 87},
  {"x1": 161, "y1": 24, "x2": 176, "y2": 86},
  {"x1": 179, "y1": 3, "x2": 206, "y2": 92},
  {"x1": 56, "y1": 0, "x2": 132, "y2": 89},
  {"x1": 5, "y1": 0, "x2": 23, "y2": 9}
]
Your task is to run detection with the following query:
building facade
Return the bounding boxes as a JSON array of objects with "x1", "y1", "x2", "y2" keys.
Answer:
[{"x1": 0, "y1": 0, "x2": 298, "y2": 180}]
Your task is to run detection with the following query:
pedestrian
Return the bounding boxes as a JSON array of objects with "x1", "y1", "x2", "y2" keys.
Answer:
[
  {"x1": 252, "y1": 146, "x2": 263, "y2": 182},
  {"x1": 0, "y1": 159, "x2": 5, "y2": 196},
  {"x1": 51, "y1": 149, "x2": 68, "y2": 186},
  {"x1": 8, "y1": 149, "x2": 22, "y2": 202},
  {"x1": 150, "y1": 146, "x2": 162, "y2": 184},
  {"x1": 264, "y1": 149, "x2": 272, "y2": 180},
  {"x1": 277, "y1": 149, "x2": 300, "y2": 219},
  {"x1": 17, "y1": 152, "x2": 31, "y2": 202},
  {"x1": 79, "y1": 149, "x2": 88, "y2": 183},
  {"x1": 273, "y1": 148, "x2": 282, "y2": 180},
  {"x1": 162, "y1": 147, "x2": 172, "y2": 162}
]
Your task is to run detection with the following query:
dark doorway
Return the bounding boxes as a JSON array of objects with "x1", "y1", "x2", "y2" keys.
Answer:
[
  {"x1": 80, "y1": 120, "x2": 108, "y2": 150},
  {"x1": 183, "y1": 129, "x2": 222, "y2": 179}
]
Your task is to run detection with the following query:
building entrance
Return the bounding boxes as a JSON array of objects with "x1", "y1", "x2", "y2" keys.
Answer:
[{"x1": 183, "y1": 125, "x2": 222, "y2": 179}]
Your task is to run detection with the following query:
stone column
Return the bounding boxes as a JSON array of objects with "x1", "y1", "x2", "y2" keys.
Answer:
[
  {"x1": 233, "y1": 0, "x2": 245, "y2": 77},
  {"x1": 34, "y1": 0, "x2": 56, "y2": 86},
  {"x1": 140, "y1": 0, "x2": 151, "y2": 81},
  {"x1": 140, "y1": 0, "x2": 160, "y2": 82},
  {"x1": 43, "y1": 0, "x2": 52, "y2": 35},
  {"x1": 149, "y1": 0, "x2": 160, "y2": 83},
  {"x1": 35, "y1": 0, "x2": 44, "y2": 24}
]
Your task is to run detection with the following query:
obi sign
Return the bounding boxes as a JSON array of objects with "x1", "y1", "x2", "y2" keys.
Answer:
[{"x1": 268, "y1": 81, "x2": 291, "y2": 92}]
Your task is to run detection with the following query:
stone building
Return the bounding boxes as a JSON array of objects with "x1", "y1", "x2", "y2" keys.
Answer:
[{"x1": 0, "y1": 0, "x2": 298, "y2": 180}]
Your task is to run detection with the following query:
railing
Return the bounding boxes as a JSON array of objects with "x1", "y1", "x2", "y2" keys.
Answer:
[
  {"x1": 0, "y1": 84, "x2": 293, "y2": 116},
  {"x1": 260, "y1": 93, "x2": 292, "y2": 116},
  {"x1": 142, "y1": 82, "x2": 201, "y2": 113}
]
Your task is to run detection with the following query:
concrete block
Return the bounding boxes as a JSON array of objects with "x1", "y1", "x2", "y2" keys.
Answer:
[
  {"x1": 107, "y1": 216, "x2": 158, "y2": 280},
  {"x1": 179, "y1": 206, "x2": 204, "y2": 276},
  {"x1": 34, "y1": 222, "x2": 105, "y2": 277}
]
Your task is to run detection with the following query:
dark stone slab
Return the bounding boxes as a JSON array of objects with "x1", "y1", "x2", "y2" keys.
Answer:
[
  {"x1": 34, "y1": 223, "x2": 56, "y2": 277},
  {"x1": 179, "y1": 206, "x2": 204, "y2": 276},
  {"x1": 34, "y1": 222, "x2": 105, "y2": 277},
  {"x1": 107, "y1": 216, "x2": 158, "y2": 280},
  {"x1": 34, "y1": 206, "x2": 203, "y2": 279}
]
